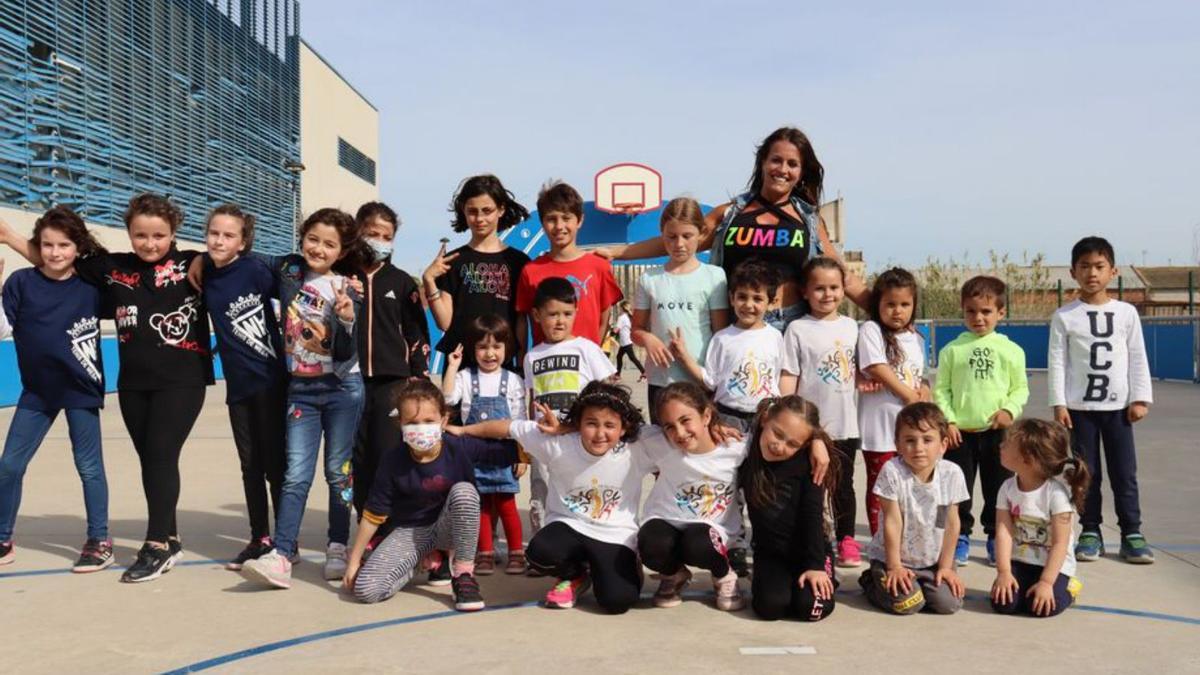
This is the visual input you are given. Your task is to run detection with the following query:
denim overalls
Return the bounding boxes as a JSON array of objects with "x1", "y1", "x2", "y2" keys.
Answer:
[{"x1": 465, "y1": 369, "x2": 520, "y2": 494}]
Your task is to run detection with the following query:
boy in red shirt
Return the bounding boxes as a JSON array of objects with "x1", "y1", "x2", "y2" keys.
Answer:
[{"x1": 516, "y1": 182, "x2": 622, "y2": 346}]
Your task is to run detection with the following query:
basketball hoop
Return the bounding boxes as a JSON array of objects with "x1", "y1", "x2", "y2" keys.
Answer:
[{"x1": 595, "y1": 163, "x2": 662, "y2": 215}]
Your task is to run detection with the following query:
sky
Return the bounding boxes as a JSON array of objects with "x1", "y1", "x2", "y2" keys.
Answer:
[{"x1": 300, "y1": 1, "x2": 1199, "y2": 274}]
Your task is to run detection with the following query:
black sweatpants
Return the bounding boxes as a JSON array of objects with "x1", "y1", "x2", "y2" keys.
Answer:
[
  {"x1": 353, "y1": 377, "x2": 404, "y2": 537},
  {"x1": 832, "y1": 438, "x2": 860, "y2": 540},
  {"x1": 227, "y1": 381, "x2": 287, "y2": 540},
  {"x1": 751, "y1": 549, "x2": 837, "y2": 621},
  {"x1": 944, "y1": 428, "x2": 1010, "y2": 537},
  {"x1": 1070, "y1": 408, "x2": 1142, "y2": 535},
  {"x1": 118, "y1": 387, "x2": 206, "y2": 543},
  {"x1": 990, "y1": 560, "x2": 1077, "y2": 617},
  {"x1": 615, "y1": 345, "x2": 645, "y2": 376},
  {"x1": 637, "y1": 519, "x2": 730, "y2": 578},
  {"x1": 526, "y1": 521, "x2": 642, "y2": 614}
]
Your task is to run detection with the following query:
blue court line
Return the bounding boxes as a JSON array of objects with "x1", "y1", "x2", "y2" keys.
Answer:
[
  {"x1": 158, "y1": 592, "x2": 1200, "y2": 673},
  {"x1": 160, "y1": 601, "x2": 540, "y2": 674}
]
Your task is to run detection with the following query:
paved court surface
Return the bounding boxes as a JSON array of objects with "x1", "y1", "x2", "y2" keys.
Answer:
[{"x1": 0, "y1": 372, "x2": 1197, "y2": 673}]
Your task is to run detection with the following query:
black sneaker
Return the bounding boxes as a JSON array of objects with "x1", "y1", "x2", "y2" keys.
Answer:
[
  {"x1": 73, "y1": 538, "x2": 115, "y2": 573},
  {"x1": 226, "y1": 536, "x2": 274, "y2": 571},
  {"x1": 120, "y1": 543, "x2": 174, "y2": 583},
  {"x1": 728, "y1": 547, "x2": 751, "y2": 578},
  {"x1": 167, "y1": 537, "x2": 184, "y2": 565},
  {"x1": 451, "y1": 572, "x2": 485, "y2": 611},
  {"x1": 0, "y1": 541, "x2": 13, "y2": 565},
  {"x1": 428, "y1": 561, "x2": 453, "y2": 586}
]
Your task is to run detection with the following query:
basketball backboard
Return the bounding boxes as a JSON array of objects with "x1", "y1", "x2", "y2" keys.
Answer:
[{"x1": 594, "y1": 163, "x2": 662, "y2": 214}]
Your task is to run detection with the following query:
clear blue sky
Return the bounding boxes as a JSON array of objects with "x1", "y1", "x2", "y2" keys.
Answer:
[{"x1": 301, "y1": 1, "x2": 1199, "y2": 274}]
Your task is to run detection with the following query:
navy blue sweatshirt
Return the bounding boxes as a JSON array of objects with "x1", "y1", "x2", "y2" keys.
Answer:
[
  {"x1": 2, "y1": 268, "x2": 105, "y2": 410},
  {"x1": 364, "y1": 434, "x2": 518, "y2": 527},
  {"x1": 202, "y1": 255, "x2": 287, "y2": 403}
]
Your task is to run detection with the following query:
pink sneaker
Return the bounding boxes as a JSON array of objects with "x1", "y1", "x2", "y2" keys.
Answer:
[
  {"x1": 713, "y1": 570, "x2": 745, "y2": 611},
  {"x1": 837, "y1": 536, "x2": 863, "y2": 568},
  {"x1": 239, "y1": 549, "x2": 292, "y2": 589},
  {"x1": 653, "y1": 567, "x2": 692, "y2": 608},
  {"x1": 544, "y1": 575, "x2": 591, "y2": 609}
]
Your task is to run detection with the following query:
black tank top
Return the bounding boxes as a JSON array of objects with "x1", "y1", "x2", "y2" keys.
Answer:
[{"x1": 718, "y1": 195, "x2": 813, "y2": 283}]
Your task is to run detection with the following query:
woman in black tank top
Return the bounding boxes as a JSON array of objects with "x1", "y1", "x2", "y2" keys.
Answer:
[{"x1": 600, "y1": 127, "x2": 869, "y2": 331}]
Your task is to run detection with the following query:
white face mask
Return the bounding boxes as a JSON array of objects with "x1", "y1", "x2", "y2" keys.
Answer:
[
  {"x1": 402, "y1": 423, "x2": 443, "y2": 452},
  {"x1": 366, "y1": 237, "x2": 393, "y2": 263}
]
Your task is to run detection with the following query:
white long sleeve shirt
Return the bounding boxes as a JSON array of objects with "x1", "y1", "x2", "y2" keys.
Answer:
[{"x1": 1048, "y1": 299, "x2": 1152, "y2": 410}]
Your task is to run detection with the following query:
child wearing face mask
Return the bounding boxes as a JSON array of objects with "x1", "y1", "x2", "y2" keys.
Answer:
[
  {"x1": 442, "y1": 314, "x2": 528, "y2": 575},
  {"x1": 344, "y1": 379, "x2": 522, "y2": 612},
  {"x1": 351, "y1": 202, "x2": 431, "y2": 559}
]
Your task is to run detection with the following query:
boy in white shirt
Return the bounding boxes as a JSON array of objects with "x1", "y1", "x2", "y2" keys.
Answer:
[
  {"x1": 1048, "y1": 237, "x2": 1154, "y2": 564},
  {"x1": 522, "y1": 277, "x2": 617, "y2": 536}
]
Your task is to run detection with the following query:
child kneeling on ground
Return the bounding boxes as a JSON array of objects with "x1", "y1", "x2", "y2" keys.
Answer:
[
  {"x1": 342, "y1": 379, "x2": 521, "y2": 611},
  {"x1": 859, "y1": 402, "x2": 969, "y2": 615}
]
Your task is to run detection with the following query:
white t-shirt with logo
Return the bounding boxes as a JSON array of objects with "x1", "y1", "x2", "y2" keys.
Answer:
[
  {"x1": 285, "y1": 272, "x2": 358, "y2": 376},
  {"x1": 445, "y1": 368, "x2": 527, "y2": 423},
  {"x1": 782, "y1": 314, "x2": 860, "y2": 440},
  {"x1": 510, "y1": 420, "x2": 654, "y2": 549},
  {"x1": 638, "y1": 430, "x2": 748, "y2": 543},
  {"x1": 857, "y1": 321, "x2": 925, "y2": 452},
  {"x1": 997, "y1": 477, "x2": 1079, "y2": 577},
  {"x1": 522, "y1": 336, "x2": 617, "y2": 414},
  {"x1": 701, "y1": 324, "x2": 783, "y2": 413},
  {"x1": 865, "y1": 457, "x2": 969, "y2": 569}
]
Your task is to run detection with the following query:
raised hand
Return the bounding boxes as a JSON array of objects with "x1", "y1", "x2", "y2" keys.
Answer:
[
  {"x1": 422, "y1": 240, "x2": 459, "y2": 285},
  {"x1": 334, "y1": 277, "x2": 355, "y2": 323},
  {"x1": 447, "y1": 344, "x2": 464, "y2": 368}
]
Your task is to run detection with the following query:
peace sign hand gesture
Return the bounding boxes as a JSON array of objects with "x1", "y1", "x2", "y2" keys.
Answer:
[
  {"x1": 422, "y1": 240, "x2": 459, "y2": 285},
  {"x1": 334, "y1": 277, "x2": 355, "y2": 323}
]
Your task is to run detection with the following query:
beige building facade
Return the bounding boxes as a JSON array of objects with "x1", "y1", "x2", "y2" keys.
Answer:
[{"x1": 298, "y1": 40, "x2": 381, "y2": 222}]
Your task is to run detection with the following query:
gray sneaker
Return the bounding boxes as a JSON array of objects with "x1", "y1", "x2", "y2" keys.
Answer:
[
  {"x1": 241, "y1": 549, "x2": 293, "y2": 589},
  {"x1": 324, "y1": 542, "x2": 348, "y2": 580}
]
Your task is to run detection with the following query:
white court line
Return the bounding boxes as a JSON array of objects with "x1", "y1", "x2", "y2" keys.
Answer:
[{"x1": 739, "y1": 646, "x2": 817, "y2": 656}]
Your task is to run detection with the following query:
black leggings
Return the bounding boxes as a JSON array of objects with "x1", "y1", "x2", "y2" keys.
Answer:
[
  {"x1": 991, "y1": 560, "x2": 1076, "y2": 617},
  {"x1": 945, "y1": 428, "x2": 1010, "y2": 536},
  {"x1": 118, "y1": 387, "x2": 206, "y2": 543},
  {"x1": 637, "y1": 519, "x2": 730, "y2": 578},
  {"x1": 832, "y1": 438, "x2": 860, "y2": 540},
  {"x1": 751, "y1": 549, "x2": 837, "y2": 621},
  {"x1": 615, "y1": 345, "x2": 645, "y2": 375},
  {"x1": 353, "y1": 378, "x2": 403, "y2": 537},
  {"x1": 228, "y1": 382, "x2": 287, "y2": 540},
  {"x1": 526, "y1": 521, "x2": 642, "y2": 614}
]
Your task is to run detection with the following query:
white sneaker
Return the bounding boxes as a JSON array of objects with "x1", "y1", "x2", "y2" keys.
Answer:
[
  {"x1": 240, "y1": 549, "x2": 292, "y2": 589},
  {"x1": 713, "y1": 570, "x2": 745, "y2": 611},
  {"x1": 324, "y1": 542, "x2": 348, "y2": 580}
]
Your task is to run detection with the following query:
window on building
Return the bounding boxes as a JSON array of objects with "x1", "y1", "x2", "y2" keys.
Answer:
[{"x1": 337, "y1": 138, "x2": 376, "y2": 185}]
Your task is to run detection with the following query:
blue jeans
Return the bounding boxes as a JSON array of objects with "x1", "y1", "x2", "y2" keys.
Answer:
[
  {"x1": 273, "y1": 374, "x2": 364, "y2": 558},
  {"x1": 765, "y1": 302, "x2": 808, "y2": 333},
  {"x1": 0, "y1": 407, "x2": 108, "y2": 541}
]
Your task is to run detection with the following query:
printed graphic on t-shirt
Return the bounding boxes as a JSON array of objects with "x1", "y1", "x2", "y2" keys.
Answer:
[
  {"x1": 563, "y1": 478, "x2": 622, "y2": 520},
  {"x1": 969, "y1": 345, "x2": 995, "y2": 381},
  {"x1": 459, "y1": 262, "x2": 513, "y2": 301},
  {"x1": 1082, "y1": 310, "x2": 1119, "y2": 403},
  {"x1": 285, "y1": 284, "x2": 333, "y2": 375},
  {"x1": 816, "y1": 341, "x2": 855, "y2": 385},
  {"x1": 106, "y1": 270, "x2": 139, "y2": 290},
  {"x1": 727, "y1": 350, "x2": 776, "y2": 399},
  {"x1": 1011, "y1": 505, "x2": 1051, "y2": 559},
  {"x1": 674, "y1": 478, "x2": 735, "y2": 519},
  {"x1": 566, "y1": 274, "x2": 594, "y2": 299},
  {"x1": 66, "y1": 316, "x2": 102, "y2": 382},
  {"x1": 149, "y1": 295, "x2": 204, "y2": 353},
  {"x1": 723, "y1": 223, "x2": 806, "y2": 249},
  {"x1": 116, "y1": 305, "x2": 138, "y2": 333},
  {"x1": 154, "y1": 260, "x2": 188, "y2": 288},
  {"x1": 226, "y1": 293, "x2": 277, "y2": 359},
  {"x1": 896, "y1": 360, "x2": 921, "y2": 389},
  {"x1": 530, "y1": 353, "x2": 582, "y2": 412}
]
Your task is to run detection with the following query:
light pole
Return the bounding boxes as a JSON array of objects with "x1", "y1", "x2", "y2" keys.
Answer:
[{"x1": 283, "y1": 159, "x2": 305, "y2": 245}]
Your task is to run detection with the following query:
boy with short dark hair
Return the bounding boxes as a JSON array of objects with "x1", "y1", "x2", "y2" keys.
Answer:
[
  {"x1": 933, "y1": 275, "x2": 1029, "y2": 567},
  {"x1": 516, "y1": 182, "x2": 623, "y2": 346},
  {"x1": 522, "y1": 276, "x2": 617, "y2": 534},
  {"x1": 1048, "y1": 237, "x2": 1153, "y2": 564},
  {"x1": 859, "y1": 402, "x2": 969, "y2": 615}
]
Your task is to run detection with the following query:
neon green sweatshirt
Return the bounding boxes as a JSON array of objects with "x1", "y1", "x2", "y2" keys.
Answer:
[{"x1": 933, "y1": 331, "x2": 1029, "y2": 431}]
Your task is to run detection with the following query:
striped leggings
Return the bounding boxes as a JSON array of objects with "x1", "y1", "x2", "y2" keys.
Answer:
[{"x1": 353, "y1": 482, "x2": 480, "y2": 604}]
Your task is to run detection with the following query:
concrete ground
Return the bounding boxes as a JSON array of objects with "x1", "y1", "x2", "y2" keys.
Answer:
[{"x1": 0, "y1": 372, "x2": 1197, "y2": 674}]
